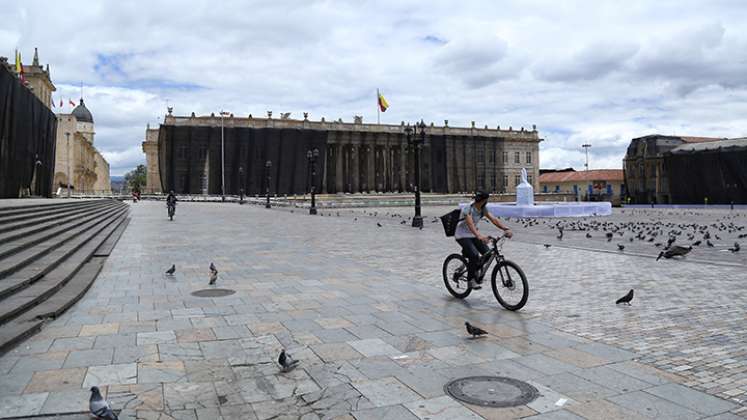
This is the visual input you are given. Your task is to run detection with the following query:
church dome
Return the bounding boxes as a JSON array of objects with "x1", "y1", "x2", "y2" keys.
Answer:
[{"x1": 72, "y1": 98, "x2": 93, "y2": 123}]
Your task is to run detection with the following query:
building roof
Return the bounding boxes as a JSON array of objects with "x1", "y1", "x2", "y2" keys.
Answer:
[
  {"x1": 71, "y1": 98, "x2": 93, "y2": 123},
  {"x1": 539, "y1": 169, "x2": 624, "y2": 183},
  {"x1": 678, "y1": 136, "x2": 727, "y2": 143},
  {"x1": 671, "y1": 137, "x2": 747, "y2": 153}
]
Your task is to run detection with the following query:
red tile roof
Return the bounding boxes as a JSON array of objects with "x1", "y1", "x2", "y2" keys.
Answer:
[{"x1": 539, "y1": 169, "x2": 624, "y2": 183}]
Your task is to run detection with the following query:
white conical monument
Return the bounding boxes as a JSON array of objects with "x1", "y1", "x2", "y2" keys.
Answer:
[{"x1": 515, "y1": 168, "x2": 534, "y2": 206}]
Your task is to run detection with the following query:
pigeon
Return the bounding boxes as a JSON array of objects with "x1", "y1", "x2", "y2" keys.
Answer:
[
  {"x1": 617, "y1": 244, "x2": 625, "y2": 251},
  {"x1": 465, "y1": 322, "x2": 488, "y2": 338},
  {"x1": 89, "y1": 386, "x2": 117, "y2": 420},
  {"x1": 606, "y1": 232, "x2": 613, "y2": 242},
  {"x1": 278, "y1": 349, "x2": 299, "y2": 372},
  {"x1": 729, "y1": 242, "x2": 740, "y2": 253},
  {"x1": 209, "y1": 270, "x2": 218, "y2": 285},
  {"x1": 556, "y1": 229, "x2": 563, "y2": 240},
  {"x1": 706, "y1": 240, "x2": 714, "y2": 247},
  {"x1": 657, "y1": 245, "x2": 692, "y2": 261},
  {"x1": 165, "y1": 264, "x2": 175, "y2": 276},
  {"x1": 209, "y1": 262, "x2": 217, "y2": 274},
  {"x1": 585, "y1": 233, "x2": 592, "y2": 238},
  {"x1": 376, "y1": 222, "x2": 382, "y2": 227},
  {"x1": 544, "y1": 244, "x2": 551, "y2": 249},
  {"x1": 616, "y1": 289, "x2": 634, "y2": 305},
  {"x1": 692, "y1": 240, "x2": 702, "y2": 247}
]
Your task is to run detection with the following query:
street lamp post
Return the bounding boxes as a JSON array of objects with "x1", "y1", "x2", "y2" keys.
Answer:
[
  {"x1": 307, "y1": 148, "x2": 319, "y2": 215},
  {"x1": 406, "y1": 121, "x2": 425, "y2": 228},
  {"x1": 238, "y1": 166, "x2": 244, "y2": 204},
  {"x1": 65, "y1": 132, "x2": 71, "y2": 198},
  {"x1": 220, "y1": 111, "x2": 230, "y2": 201},
  {"x1": 265, "y1": 160, "x2": 272, "y2": 209},
  {"x1": 582, "y1": 144, "x2": 591, "y2": 171}
]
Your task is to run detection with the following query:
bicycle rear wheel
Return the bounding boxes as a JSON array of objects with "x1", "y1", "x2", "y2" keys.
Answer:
[
  {"x1": 443, "y1": 254, "x2": 472, "y2": 299},
  {"x1": 490, "y1": 260, "x2": 528, "y2": 310}
]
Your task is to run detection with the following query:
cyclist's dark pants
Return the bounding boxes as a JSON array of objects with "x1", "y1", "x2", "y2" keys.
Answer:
[{"x1": 456, "y1": 238, "x2": 489, "y2": 280}]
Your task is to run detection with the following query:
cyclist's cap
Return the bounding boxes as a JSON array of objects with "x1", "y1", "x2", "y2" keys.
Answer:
[{"x1": 474, "y1": 191, "x2": 490, "y2": 201}]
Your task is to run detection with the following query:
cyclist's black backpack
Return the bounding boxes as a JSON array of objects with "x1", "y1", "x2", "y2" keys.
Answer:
[{"x1": 440, "y1": 209, "x2": 463, "y2": 237}]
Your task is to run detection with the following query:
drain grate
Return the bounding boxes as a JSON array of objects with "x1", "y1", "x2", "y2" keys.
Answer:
[
  {"x1": 191, "y1": 288, "x2": 236, "y2": 298},
  {"x1": 444, "y1": 376, "x2": 539, "y2": 407}
]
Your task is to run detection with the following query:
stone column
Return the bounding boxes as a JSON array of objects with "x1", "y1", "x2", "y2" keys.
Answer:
[
  {"x1": 351, "y1": 145, "x2": 359, "y2": 193},
  {"x1": 400, "y1": 144, "x2": 407, "y2": 192},
  {"x1": 367, "y1": 142, "x2": 375, "y2": 193},
  {"x1": 335, "y1": 143, "x2": 344, "y2": 194}
]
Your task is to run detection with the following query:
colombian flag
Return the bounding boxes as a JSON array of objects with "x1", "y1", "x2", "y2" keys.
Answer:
[{"x1": 377, "y1": 90, "x2": 389, "y2": 112}]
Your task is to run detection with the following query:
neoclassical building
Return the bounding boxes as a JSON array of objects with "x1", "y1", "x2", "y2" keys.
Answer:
[
  {"x1": 53, "y1": 99, "x2": 111, "y2": 194},
  {"x1": 145, "y1": 111, "x2": 542, "y2": 195}
]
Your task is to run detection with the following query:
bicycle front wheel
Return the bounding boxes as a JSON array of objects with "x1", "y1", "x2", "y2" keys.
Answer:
[
  {"x1": 443, "y1": 254, "x2": 472, "y2": 299},
  {"x1": 490, "y1": 260, "x2": 528, "y2": 311}
]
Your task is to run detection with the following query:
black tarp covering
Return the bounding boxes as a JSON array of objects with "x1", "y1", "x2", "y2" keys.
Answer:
[
  {"x1": 665, "y1": 147, "x2": 747, "y2": 204},
  {"x1": 0, "y1": 66, "x2": 57, "y2": 198},
  {"x1": 159, "y1": 126, "x2": 327, "y2": 195}
]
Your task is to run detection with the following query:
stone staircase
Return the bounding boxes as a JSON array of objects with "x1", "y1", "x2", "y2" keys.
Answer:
[{"x1": 0, "y1": 199, "x2": 129, "y2": 354}]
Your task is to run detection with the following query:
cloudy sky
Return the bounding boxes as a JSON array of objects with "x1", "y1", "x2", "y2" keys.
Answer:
[{"x1": 3, "y1": 0, "x2": 747, "y2": 176}]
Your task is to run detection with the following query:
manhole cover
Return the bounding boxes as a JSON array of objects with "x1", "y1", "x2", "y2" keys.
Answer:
[
  {"x1": 444, "y1": 376, "x2": 539, "y2": 407},
  {"x1": 191, "y1": 288, "x2": 236, "y2": 298}
]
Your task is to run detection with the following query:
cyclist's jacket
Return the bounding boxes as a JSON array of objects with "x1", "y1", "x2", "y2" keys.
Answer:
[{"x1": 454, "y1": 202, "x2": 486, "y2": 240}]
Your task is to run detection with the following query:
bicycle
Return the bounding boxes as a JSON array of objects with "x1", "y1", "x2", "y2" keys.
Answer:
[
  {"x1": 167, "y1": 202, "x2": 175, "y2": 221},
  {"x1": 442, "y1": 235, "x2": 529, "y2": 311}
]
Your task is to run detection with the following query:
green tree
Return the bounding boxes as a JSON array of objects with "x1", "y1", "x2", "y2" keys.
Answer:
[{"x1": 124, "y1": 164, "x2": 147, "y2": 193}]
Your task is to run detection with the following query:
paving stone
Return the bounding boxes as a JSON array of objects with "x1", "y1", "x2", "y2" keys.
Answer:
[
  {"x1": 39, "y1": 389, "x2": 90, "y2": 414},
  {"x1": 573, "y1": 342, "x2": 637, "y2": 363},
  {"x1": 463, "y1": 403, "x2": 539, "y2": 420},
  {"x1": 63, "y1": 347, "x2": 114, "y2": 368},
  {"x1": 644, "y1": 383, "x2": 737, "y2": 416},
  {"x1": 82, "y1": 363, "x2": 137, "y2": 387},
  {"x1": 533, "y1": 372, "x2": 617, "y2": 404},
  {"x1": 138, "y1": 361, "x2": 186, "y2": 383},
  {"x1": 113, "y1": 345, "x2": 159, "y2": 364},
  {"x1": 523, "y1": 410, "x2": 586, "y2": 420},
  {"x1": 403, "y1": 395, "x2": 482, "y2": 419},
  {"x1": 159, "y1": 343, "x2": 204, "y2": 361},
  {"x1": 49, "y1": 336, "x2": 96, "y2": 352},
  {"x1": 0, "y1": 370, "x2": 33, "y2": 395},
  {"x1": 184, "y1": 359, "x2": 236, "y2": 383},
  {"x1": 137, "y1": 330, "x2": 177, "y2": 345},
  {"x1": 211, "y1": 325, "x2": 253, "y2": 340},
  {"x1": 10, "y1": 351, "x2": 68, "y2": 374},
  {"x1": 237, "y1": 370, "x2": 319, "y2": 403},
  {"x1": 353, "y1": 377, "x2": 421, "y2": 407},
  {"x1": 25, "y1": 367, "x2": 87, "y2": 393},
  {"x1": 543, "y1": 347, "x2": 609, "y2": 368},
  {"x1": 107, "y1": 383, "x2": 164, "y2": 411},
  {"x1": 311, "y1": 343, "x2": 364, "y2": 363},
  {"x1": 574, "y1": 366, "x2": 655, "y2": 394},
  {"x1": 347, "y1": 338, "x2": 402, "y2": 357},
  {"x1": 79, "y1": 322, "x2": 120, "y2": 336},
  {"x1": 566, "y1": 399, "x2": 651, "y2": 420},
  {"x1": 164, "y1": 382, "x2": 219, "y2": 410},
  {"x1": 200, "y1": 339, "x2": 244, "y2": 359},
  {"x1": 351, "y1": 404, "x2": 420, "y2": 420},
  {"x1": 608, "y1": 390, "x2": 702, "y2": 420},
  {"x1": 0, "y1": 393, "x2": 49, "y2": 417}
]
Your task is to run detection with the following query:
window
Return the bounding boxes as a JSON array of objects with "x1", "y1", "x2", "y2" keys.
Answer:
[
  {"x1": 476, "y1": 147, "x2": 484, "y2": 164},
  {"x1": 490, "y1": 172, "x2": 496, "y2": 191},
  {"x1": 502, "y1": 175, "x2": 508, "y2": 188},
  {"x1": 528, "y1": 175, "x2": 533, "y2": 185},
  {"x1": 514, "y1": 151, "x2": 520, "y2": 164},
  {"x1": 489, "y1": 148, "x2": 496, "y2": 164},
  {"x1": 514, "y1": 175, "x2": 521, "y2": 186},
  {"x1": 526, "y1": 151, "x2": 532, "y2": 164},
  {"x1": 502, "y1": 151, "x2": 508, "y2": 163},
  {"x1": 477, "y1": 171, "x2": 485, "y2": 190}
]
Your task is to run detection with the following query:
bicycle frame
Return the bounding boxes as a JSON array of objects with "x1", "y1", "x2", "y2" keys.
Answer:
[{"x1": 476, "y1": 236, "x2": 506, "y2": 281}]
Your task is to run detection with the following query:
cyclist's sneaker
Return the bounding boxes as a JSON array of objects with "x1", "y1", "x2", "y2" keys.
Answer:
[{"x1": 468, "y1": 279, "x2": 482, "y2": 290}]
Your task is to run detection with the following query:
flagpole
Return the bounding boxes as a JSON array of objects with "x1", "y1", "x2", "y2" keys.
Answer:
[{"x1": 376, "y1": 89, "x2": 380, "y2": 125}]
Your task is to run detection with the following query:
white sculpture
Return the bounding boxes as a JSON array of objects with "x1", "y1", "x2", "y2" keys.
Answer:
[{"x1": 515, "y1": 167, "x2": 534, "y2": 206}]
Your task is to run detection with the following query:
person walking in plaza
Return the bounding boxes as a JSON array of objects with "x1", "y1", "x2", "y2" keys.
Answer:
[
  {"x1": 454, "y1": 191, "x2": 513, "y2": 289},
  {"x1": 166, "y1": 190, "x2": 177, "y2": 220}
]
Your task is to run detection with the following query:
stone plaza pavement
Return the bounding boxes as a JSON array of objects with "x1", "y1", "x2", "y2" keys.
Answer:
[{"x1": 0, "y1": 201, "x2": 745, "y2": 419}]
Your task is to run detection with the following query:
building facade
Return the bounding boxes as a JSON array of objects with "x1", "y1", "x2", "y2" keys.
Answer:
[
  {"x1": 142, "y1": 125, "x2": 162, "y2": 193},
  {"x1": 623, "y1": 135, "x2": 724, "y2": 204},
  {"x1": 148, "y1": 112, "x2": 542, "y2": 195},
  {"x1": 539, "y1": 169, "x2": 625, "y2": 205},
  {"x1": 53, "y1": 99, "x2": 111, "y2": 194}
]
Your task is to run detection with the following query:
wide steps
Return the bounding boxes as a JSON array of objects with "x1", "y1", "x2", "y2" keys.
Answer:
[
  {"x1": 0, "y1": 200, "x2": 104, "y2": 232},
  {"x1": 0, "y1": 204, "x2": 124, "y2": 278},
  {"x1": 0, "y1": 200, "x2": 115, "y2": 252},
  {"x1": 0, "y1": 199, "x2": 129, "y2": 354}
]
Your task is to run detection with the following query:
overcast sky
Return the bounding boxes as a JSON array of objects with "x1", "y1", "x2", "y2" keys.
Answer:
[{"x1": 3, "y1": 0, "x2": 747, "y2": 176}]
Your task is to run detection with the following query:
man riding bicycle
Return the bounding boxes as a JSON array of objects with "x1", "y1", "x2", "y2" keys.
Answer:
[
  {"x1": 166, "y1": 191, "x2": 177, "y2": 220},
  {"x1": 455, "y1": 191, "x2": 513, "y2": 289}
]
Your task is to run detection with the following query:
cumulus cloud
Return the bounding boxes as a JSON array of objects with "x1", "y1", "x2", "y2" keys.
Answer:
[{"x1": 2, "y1": 0, "x2": 747, "y2": 175}]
